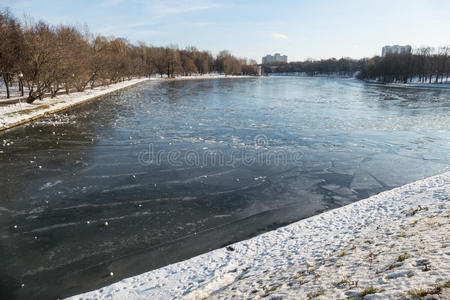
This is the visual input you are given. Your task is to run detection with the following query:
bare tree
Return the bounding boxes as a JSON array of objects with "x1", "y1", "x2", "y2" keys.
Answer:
[
  {"x1": 0, "y1": 10, "x2": 23, "y2": 98},
  {"x1": 180, "y1": 49, "x2": 198, "y2": 75},
  {"x1": 21, "y1": 20, "x2": 58, "y2": 102}
]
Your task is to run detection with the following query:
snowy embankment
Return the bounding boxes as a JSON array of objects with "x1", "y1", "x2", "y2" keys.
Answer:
[
  {"x1": 365, "y1": 79, "x2": 450, "y2": 90},
  {"x1": 0, "y1": 75, "x2": 253, "y2": 131},
  {"x1": 0, "y1": 78, "x2": 149, "y2": 131},
  {"x1": 267, "y1": 72, "x2": 355, "y2": 78},
  {"x1": 70, "y1": 172, "x2": 450, "y2": 300}
]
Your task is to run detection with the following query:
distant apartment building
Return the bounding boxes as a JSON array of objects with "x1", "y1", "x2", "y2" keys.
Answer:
[
  {"x1": 262, "y1": 53, "x2": 288, "y2": 64},
  {"x1": 381, "y1": 45, "x2": 412, "y2": 56}
]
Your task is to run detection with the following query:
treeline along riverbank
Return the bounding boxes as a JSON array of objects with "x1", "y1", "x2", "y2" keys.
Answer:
[
  {"x1": 0, "y1": 9, "x2": 257, "y2": 102},
  {"x1": 264, "y1": 47, "x2": 450, "y2": 84}
]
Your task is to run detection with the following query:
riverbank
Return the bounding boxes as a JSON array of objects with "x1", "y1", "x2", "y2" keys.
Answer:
[
  {"x1": 0, "y1": 78, "x2": 150, "y2": 131},
  {"x1": 266, "y1": 73, "x2": 354, "y2": 79},
  {"x1": 364, "y1": 79, "x2": 450, "y2": 90},
  {"x1": 69, "y1": 171, "x2": 450, "y2": 300},
  {"x1": 0, "y1": 75, "x2": 254, "y2": 132}
]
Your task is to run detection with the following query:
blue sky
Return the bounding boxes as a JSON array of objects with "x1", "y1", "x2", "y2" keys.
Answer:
[{"x1": 3, "y1": 0, "x2": 450, "y2": 62}]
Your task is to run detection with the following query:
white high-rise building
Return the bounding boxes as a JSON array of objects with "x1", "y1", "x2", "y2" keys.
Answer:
[
  {"x1": 262, "y1": 53, "x2": 288, "y2": 64},
  {"x1": 262, "y1": 54, "x2": 273, "y2": 64},
  {"x1": 381, "y1": 45, "x2": 412, "y2": 56}
]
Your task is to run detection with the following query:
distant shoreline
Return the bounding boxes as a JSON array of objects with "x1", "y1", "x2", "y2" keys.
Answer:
[
  {"x1": 363, "y1": 79, "x2": 450, "y2": 90},
  {"x1": 265, "y1": 73, "x2": 354, "y2": 79},
  {"x1": 0, "y1": 75, "x2": 254, "y2": 132},
  {"x1": 266, "y1": 74, "x2": 450, "y2": 90}
]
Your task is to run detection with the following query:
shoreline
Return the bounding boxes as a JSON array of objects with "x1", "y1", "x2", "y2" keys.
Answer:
[
  {"x1": 0, "y1": 78, "x2": 150, "y2": 132},
  {"x1": 69, "y1": 171, "x2": 450, "y2": 299},
  {"x1": 0, "y1": 75, "x2": 254, "y2": 132},
  {"x1": 363, "y1": 79, "x2": 450, "y2": 90},
  {"x1": 266, "y1": 74, "x2": 354, "y2": 79},
  {"x1": 263, "y1": 75, "x2": 450, "y2": 90}
]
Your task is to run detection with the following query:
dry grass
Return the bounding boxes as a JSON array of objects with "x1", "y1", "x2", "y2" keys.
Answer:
[
  {"x1": 307, "y1": 290, "x2": 325, "y2": 299},
  {"x1": 407, "y1": 280, "x2": 450, "y2": 298},
  {"x1": 360, "y1": 286, "x2": 384, "y2": 297},
  {"x1": 337, "y1": 251, "x2": 348, "y2": 257},
  {"x1": 397, "y1": 253, "x2": 411, "y2": 262}
]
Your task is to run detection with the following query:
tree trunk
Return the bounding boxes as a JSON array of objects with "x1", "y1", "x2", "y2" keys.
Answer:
[
  {"x1": 3, "y1": 76, "x2": 10, "y2": 99},
  {"x1": 27, "y1": 89, "x2": 36, "y2": 103},
  {"x1": 19, "y1": 78, "x2": 24, "y2": 96}
]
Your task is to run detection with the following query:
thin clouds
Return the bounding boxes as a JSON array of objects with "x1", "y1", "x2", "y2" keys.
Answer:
[
  {"x1": 271, "y1": 33, "x2": 287, "y2": 40},
  {"x1": 96, "y1": 0, "x2": 222, "y2": 18},
  {"x1": 90, "y1": 0, "x2": 221, "y2": 40},
  {"x1": 99, "y1": 20, "x2": 157, "y2": 32},
  {"x1": 150, "y1": 1, "x2": 222, "y2": 16},
  {"x1": 97, "y1": 0, "x2": 125, "y2": 7}
]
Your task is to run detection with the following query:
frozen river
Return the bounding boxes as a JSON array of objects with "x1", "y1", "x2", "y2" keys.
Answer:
[{"x1": 1, "y1": 77, "x2": 449, "y2": 299}]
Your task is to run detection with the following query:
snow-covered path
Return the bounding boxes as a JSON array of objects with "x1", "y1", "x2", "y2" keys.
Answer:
[
  {"x1": 69, "y1": 171, "x2": 450, "y2": 300},
  {"x1": 0, "y1": 78, "x2": 150, "y2": 131}
]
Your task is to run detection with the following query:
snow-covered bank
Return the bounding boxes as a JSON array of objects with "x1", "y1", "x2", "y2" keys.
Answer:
[
  {"x1": 267, "y1": 72, "x2": 354, "y2": 78},
  {"x1": 69, "y1": 171, "x2": 450, "y2": 300},
  {"x1": 364, "y1": 79, "x2": 450, "y2": 90},
  {"x1": 0, "y1": 78, "x2": 150, "y2": 131},
  {"x1": 0, "y1": 75, "x2": 254, "y2": 131}
]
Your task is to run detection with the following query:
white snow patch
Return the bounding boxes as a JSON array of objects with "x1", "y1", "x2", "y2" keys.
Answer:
[{"x1": 40, "y1": 180, "x2": 63, "y2": 190}]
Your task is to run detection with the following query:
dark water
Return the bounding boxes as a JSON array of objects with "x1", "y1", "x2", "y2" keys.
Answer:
[{"x1": 0, "y1": 77, "x2": 449, "y2": 299}]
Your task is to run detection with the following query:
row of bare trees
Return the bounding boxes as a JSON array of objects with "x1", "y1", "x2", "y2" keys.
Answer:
[
  {"x1": 263, "y1": 58, "x2": 364, "y2": 76},
  {"x1": 358, "y1": 47, "x2": 450, "y2": 83},
  {"x1": 0, "y1": 10, "x2": 256, "y2": 103},
  {"x1": 264, "y1": 47, "x2": 450, "y2": 84}
]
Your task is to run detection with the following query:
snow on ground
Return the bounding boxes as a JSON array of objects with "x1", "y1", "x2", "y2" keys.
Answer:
[
  {"x1": 386, "y1": 82, "x2": 450, "y2": 89},
  {"x1": 0, "y1": 82, "x2": 23, "y2": 100},
  {"x1": 69, "y1": 171, "x2": 450, "y2": 300},
  {"x1": 0, "y1": 78, "x2": 149, "y2": 130},
  {"x1": 364, "y1": 79, "x2": 450, "y2": 90},
  {"x1": 0, "y1": 75, "x2": 253, "y2": 131}
]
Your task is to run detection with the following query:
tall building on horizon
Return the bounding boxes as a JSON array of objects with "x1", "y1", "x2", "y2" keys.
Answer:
[
  {"x1": 381, "y1": 45, "x2": 412, "y2": 56},
  {"x1": 262, "y1": 53, "x2": 288, "y2": 64}
]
